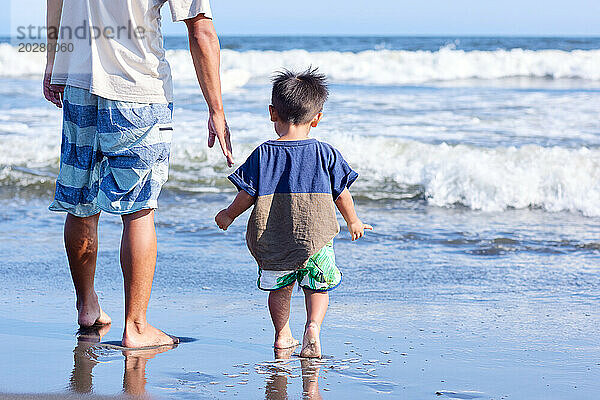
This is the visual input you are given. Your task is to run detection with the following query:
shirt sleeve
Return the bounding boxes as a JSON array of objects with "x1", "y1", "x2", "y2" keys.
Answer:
[
  {"x1": 167, "y1": 0, "x2": 212, "y2": 22},
  {"x1": 228, "y1": 148, "x2": 260, "y2": 197},
  {"x1": 329, "y1": 147, "x2": 358, "y2": 200}
]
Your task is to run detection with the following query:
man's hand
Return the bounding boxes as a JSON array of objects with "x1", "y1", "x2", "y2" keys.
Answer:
[
  {"x1": 208, "y1": 110, "x2": 234, "y2": 167},
  {"x1": 45, "y1": 0, "x2": 64, "y2": 108},
  {"x1": 185, "y1": 15, "x2": 233, "y2": 167},
  {"x1": 347, "y1": 220, "x2": 373, "y2": 241},
  {"x1": 43, "y1": 68, "x2": 64, "y2": 108},
  {"x1": 215, "y1": 209, "x2": 234, "y2": 230}
]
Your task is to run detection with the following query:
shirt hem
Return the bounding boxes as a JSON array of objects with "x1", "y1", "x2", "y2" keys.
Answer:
[
  {"x1": 51, "y1": 78, "x2": 172, "y2": 104},
  {"x1": 254, "y1": 232, "x2": 339, "y2": 272},
  {"x1": 88, "y1": 86, "x2": 171, "y2": 104}
]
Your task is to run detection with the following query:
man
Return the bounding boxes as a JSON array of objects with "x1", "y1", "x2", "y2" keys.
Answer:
[{"x1": 43, "y1": 0, "x2": 233, "y2": 348}]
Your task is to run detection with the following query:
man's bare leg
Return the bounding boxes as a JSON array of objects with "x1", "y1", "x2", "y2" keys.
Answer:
[
  {"x1": 300, "y1": 289, "x2": 329, "y2": 358},
  {"x1": 268, "y1": 283, "x2": 300, "y2": 349},
  {"x1": 64, "y1": 213, "x2": 111, "y2": 327},
  {"x1": 122, "y1": 346, "x2": 171, "y2": 396},
  {"x1": 69, "y1": 323, "x2": 111, "y2": 393},
  {"x1": 120, "y1": 209, "x2": 176, "y2": 348}
]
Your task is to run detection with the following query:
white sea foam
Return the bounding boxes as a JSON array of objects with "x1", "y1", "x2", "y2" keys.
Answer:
[
  {"x1": 0, "y1": 43, "x2": 250, "y2": 92},
  {"x1": 5, "y1": 125, "x2": 597, "y2": 215},
  {"x1": 1, "y1": 42, "x2": 598, "y2": 217},
  {"x1": 326, "y1": 136, "x2": 600, "y2": 216},
  {"x1": 2, "y1": 43, "x2": 599, "y2": 86},
  {"x1": 165, "y1": 133, "x2": 600, "y2": 216},
  {"x1": 218, "y1": 47, "x2": 600, "y2": 84}
]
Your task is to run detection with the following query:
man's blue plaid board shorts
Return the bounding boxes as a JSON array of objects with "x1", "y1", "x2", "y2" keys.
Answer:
[{"x1": 49, "y1": 85, "x2": 173, "y2": 217}]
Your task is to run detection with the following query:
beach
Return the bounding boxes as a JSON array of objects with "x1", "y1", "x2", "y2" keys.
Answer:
[
  {"x1": 0, "y1": 36, "x2": 599, "y2": 398},
  {"x1": 1, "y1": 199, "x2": 599, "y2": 399}
]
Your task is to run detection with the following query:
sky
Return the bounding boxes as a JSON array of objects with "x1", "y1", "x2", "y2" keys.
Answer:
[{"x1": 2, "y1": 0, "x2": 600, "y2": 36}]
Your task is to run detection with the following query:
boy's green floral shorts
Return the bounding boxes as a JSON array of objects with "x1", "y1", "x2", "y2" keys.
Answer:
[{"x1": 257, "y1": 241, "x2": 342, "y2": 292}]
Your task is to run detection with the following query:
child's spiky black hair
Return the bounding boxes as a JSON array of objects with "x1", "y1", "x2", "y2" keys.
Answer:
[{"x1": 271, "y1": 67, "x2": 329, "y2": 125}]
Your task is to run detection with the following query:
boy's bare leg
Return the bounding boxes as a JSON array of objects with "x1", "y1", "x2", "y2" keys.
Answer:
[
  {"x1": 301, "y1": 359, "x2": 323, "y2": 399},
  {"x1": 300, "y1": 289, "x2": 329, "y2": 358},
  {"x1": 120, "y1": 209, "x2": 175, "y2": 348},
  {"x1": 268, "y1": 283, "x2": 300, "y2": 349},
  {"x1": 64, "y1": 213, "x2": 111, "y2": 327}
]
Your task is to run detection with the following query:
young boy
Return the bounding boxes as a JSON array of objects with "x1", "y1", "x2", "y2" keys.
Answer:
[{"x1": 215, "y1": 68, "x2": 372, "y2": 358}]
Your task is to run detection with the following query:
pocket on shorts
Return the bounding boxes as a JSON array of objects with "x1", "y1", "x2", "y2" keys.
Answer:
[{"x1": 94, "y1": 102, "x2": 173, "y2": 212}]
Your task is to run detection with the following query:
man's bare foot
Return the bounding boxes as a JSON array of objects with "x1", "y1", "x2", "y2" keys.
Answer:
[
  {"x1": 95, "y1": 308, "x2": 111, "y2": 325},
  {"x1": 274, "y1": 334, "x2": 300, "y2": 349},
  {"x1": 77, "y1": 323, "x2": 112, "y2": 343},
  {"x1": 300, "y1": 322, "x2": 322, "y2": 358},
  {"x1": 122, "y1": 321, "x2": 178, "y2": 349},
  {"x1": 76, "y1": 296, "x2": 112, "y2": 327}
]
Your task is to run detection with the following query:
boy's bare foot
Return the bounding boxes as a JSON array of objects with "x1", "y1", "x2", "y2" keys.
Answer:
[
  {"x1": 122, "y1": 321, "x2": 178, "y2": 349},
  {"x1": 300, "y1": 322, "x2": 321, "y2": 358},
  {"x1": 274, "y1": 334, "x2": 300, "y2": 349},
  {"x1": 76, "y1": 296, "x2": 112, "y2": 327},
  {"x1": 274, "y1": 344, "x2": 298, "y2": 360}
]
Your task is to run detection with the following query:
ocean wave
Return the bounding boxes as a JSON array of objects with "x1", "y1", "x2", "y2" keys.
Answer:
[
  {"x1": 2, "y1": 133, "x2": 599, "y2": 216},
  {"x1": 215, "y1": 47, "x2": 600, "y2": 84},
  {"x1": 1, "y1": 43, "x2": 599, "y2": 86},
  {"x1": 326, "y1": 137, "x2": 600, "y2": 216}
]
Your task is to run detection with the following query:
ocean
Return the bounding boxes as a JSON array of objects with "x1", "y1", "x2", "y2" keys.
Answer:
[{"x1": 0, "y1": 36, "x2": 599, "y2": 399}]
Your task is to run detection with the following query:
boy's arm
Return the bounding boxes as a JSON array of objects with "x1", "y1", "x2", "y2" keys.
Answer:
[
  {"x1": 43, "y1": 0, "x2": 64, "y2": 108},
  {"x1": 184, "y1": 14, "x2": 233, "y2": 167},
  {"x1": 334, "y1": 188, "x2": 373, "y2": 241},
  {"x1": 215, "y1": 190, "x2": 255, "y2": 230}
]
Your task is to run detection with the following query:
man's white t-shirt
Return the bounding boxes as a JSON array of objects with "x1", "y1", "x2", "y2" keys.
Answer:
[{"x1": 51, "y1": 0, "x2": 212, "y2": 104}]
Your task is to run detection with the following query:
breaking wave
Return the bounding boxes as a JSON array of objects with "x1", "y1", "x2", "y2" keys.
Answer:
[
  {"x1": 1, "y1": 43, "x2": 599, "y2": 87},
  {"x1": 2, "y1": 132, "x2": 599, "y2": 216}
]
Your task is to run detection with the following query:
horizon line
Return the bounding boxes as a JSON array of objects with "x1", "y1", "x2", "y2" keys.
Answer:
[{"x1": 1, "y1": 33, "x2": 600, "y2": 39}]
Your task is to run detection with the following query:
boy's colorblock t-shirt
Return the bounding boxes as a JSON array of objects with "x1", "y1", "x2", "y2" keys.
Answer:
[{"x1": 228, "y1": 138, "x2": 358, "y2": 271}]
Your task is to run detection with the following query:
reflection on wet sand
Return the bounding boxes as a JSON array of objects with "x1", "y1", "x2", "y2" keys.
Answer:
[
  {"x1": 69, "y1": 325, "x2": 176, "y2": 397},
  {"x1": 122, "y1": 346, "x2": 172, "y2": 397},
  {"x1": 69, "y1": 324, "x2": 111, "y2": 393},
  {"x1": 300, "y1": 359, "x2": 322, "y2": 400},
  {"x1": 264, "y1": 346, "x2": 323, "y2": 400}
]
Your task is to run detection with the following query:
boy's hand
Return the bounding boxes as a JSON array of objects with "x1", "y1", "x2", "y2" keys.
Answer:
[
  {"x1": 348, "y1": 220, "x2": 373, "y2": 241},
  {"x1": 215, "y1": 209, "x2": 234, "y2": 230},
  {"x1": 347, "y1": 220, "x2": 373, "y2": 241}
]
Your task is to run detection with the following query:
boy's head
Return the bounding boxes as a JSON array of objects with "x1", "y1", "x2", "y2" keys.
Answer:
[{"x1": 270, "y1": 67, "x2": 328, "y2": 126}]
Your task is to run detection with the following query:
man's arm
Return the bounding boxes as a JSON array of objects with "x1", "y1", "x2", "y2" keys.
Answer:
[
  {"x1": 184, "y1": 14, "x2": 234, "y2": 167},
  {"x1": 334, "y1": 188, "x2": 373, "y2": 241},
  {"x1": 215, "y1": 191, "x2": 255, "y2": 230},
  {"x1": 43, "y1": 0, "x2": 64, "y2": 107}
]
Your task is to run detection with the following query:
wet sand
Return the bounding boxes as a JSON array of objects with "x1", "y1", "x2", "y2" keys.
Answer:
[
  {"x1": 1, "y1": 201, "x2": 599, "y2": 399},
  {"x1": 0, "y1": 285, "x2": 598, "y2": 399},
  {"x1": 0, "y1": 395, "x2": 125, "y2": 399}
]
